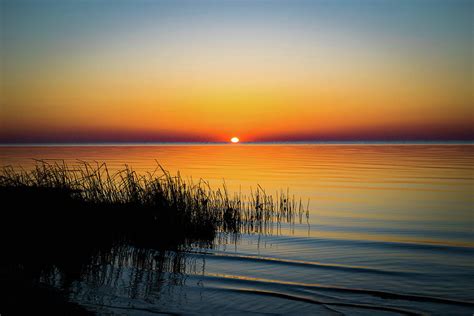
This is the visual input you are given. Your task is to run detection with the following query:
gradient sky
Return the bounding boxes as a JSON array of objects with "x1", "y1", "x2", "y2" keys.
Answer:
[{"x1": 1, "y1": 0, "x2": 472, "y2": 143}]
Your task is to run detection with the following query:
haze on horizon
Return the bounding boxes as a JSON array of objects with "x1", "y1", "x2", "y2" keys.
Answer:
[{"x1": 1, "y1": 0, "x2": 472, "y2": 143}]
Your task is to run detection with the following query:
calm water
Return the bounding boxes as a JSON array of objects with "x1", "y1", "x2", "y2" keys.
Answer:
[{"x1": 1, "y1": 144, "x2": 473, "y2": 314}]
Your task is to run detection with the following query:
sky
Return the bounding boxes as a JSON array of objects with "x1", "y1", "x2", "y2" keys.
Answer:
[{"x1": 0, "y1": 0, "x2": 472, "y2": 143}]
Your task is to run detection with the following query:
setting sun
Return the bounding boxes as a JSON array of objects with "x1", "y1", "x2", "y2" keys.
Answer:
[{"x1": 231, "y1": 137, "x2": 240, "y2": 143}]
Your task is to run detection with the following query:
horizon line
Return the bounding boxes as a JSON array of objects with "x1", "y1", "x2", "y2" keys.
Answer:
[{"x1": 1, "y1": 140, "x2": 473, "y2": 147}]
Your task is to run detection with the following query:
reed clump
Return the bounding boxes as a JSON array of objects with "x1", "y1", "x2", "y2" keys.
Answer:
[
  {"x1": 0, "y1": 160, "x2": 308, "y2": 243},
  {"x1": 0, "y1": 160, "x2": 309, "y2": 315}
]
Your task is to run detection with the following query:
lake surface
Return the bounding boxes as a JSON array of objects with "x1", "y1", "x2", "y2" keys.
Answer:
[{"x1": 1, "y1": 144, "x2": 473, "y2": 314}]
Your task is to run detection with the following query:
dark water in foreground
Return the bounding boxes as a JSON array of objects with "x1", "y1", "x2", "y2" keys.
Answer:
[{"x1": 1, "y1": 144, "x2": 473, "y2": 314}]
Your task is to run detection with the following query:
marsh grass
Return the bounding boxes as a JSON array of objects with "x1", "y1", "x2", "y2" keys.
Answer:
[
  {"x1": 0, "y1": 160, "x2": 309, "y2": 242},
  {"x1": 0, "y1": 160, "x2": 309, "y2": 314}
]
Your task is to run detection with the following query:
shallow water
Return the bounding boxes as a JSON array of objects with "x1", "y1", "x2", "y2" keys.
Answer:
[{"x1": 1, "y1": 144, "x2": 473, "y2": 314}]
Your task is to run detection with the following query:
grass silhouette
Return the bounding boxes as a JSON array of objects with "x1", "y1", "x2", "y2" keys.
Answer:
[
  {"x1": 0, "y1": 160, "x2": 307, "y2": 242},
  {"x1": 0, "y1": 160, "x2": 308, "y2": 314}
]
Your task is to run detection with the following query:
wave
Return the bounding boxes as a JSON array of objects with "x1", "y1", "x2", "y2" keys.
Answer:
[
  {"x1": 219, "y1": 287, "x2": 424, "y2": 315},
  {"x1": 200, "y1": 273, "x2": 474, "y2": 308},
  {"x1": 226, "y1": 233, "x2": 474, "y2": 254},
  {"x1": 187, "y1": 250, "x2": 421, "y2": 277}
]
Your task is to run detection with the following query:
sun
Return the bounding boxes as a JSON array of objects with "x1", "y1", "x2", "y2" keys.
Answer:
[{"x1": 230, "y1": 137, "x2": 240, "y2": 143}]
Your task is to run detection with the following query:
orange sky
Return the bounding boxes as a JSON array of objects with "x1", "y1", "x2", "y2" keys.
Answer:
[{"x1": 1, "y1": 0, "x2": 472, "y2": 142}]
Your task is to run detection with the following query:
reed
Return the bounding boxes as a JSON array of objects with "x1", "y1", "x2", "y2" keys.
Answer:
[
  {"x1": 0, "y1": 161, "x2": 309, "y2": 314},
  {"x1": 0, "y1": 160, "x2": 308, "y2": 243}
]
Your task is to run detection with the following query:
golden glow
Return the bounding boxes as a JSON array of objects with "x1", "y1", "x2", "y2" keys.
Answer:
[
  {"x1": 1, "y1": 145, "x2": 471, "y2": 246},
  {"x1": 0, "y1": 1, "x2": 472, "y2": 142},
  {"x1": 231, "y1": 137, "x2": 240, "y2": 143}
]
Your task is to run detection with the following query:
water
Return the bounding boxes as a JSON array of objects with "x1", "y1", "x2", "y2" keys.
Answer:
[{"x1": 1, "y1": 144, "x2": 473, "y2": 314}]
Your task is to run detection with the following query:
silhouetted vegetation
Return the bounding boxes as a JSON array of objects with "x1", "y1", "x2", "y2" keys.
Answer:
[
  {"x1": 0, "y1": 160, "x2": 307, "y2": 240},
  {"x1": 0, "y1": 160, "x2": 308, "y2": 314}
]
